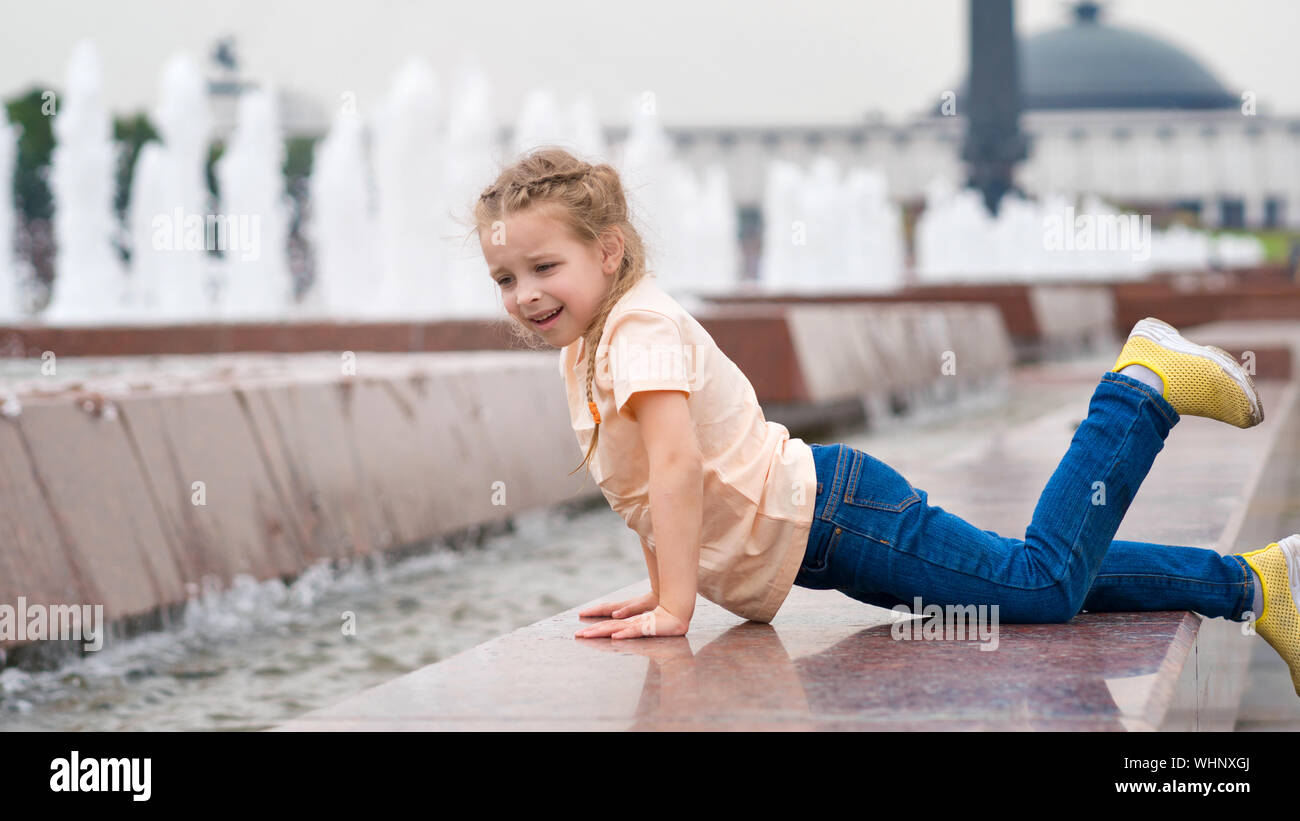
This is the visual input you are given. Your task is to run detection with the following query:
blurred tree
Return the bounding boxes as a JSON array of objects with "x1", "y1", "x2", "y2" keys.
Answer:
[
  {"x1": 206, "y1": 139, "x2": 223, "y2": 200},
  {"x1": 5, "y1": 86, "x2": 56, "y2": 223},
  {"x1": 284, "y1": 135, "x2": 315, "y2": 182},
  {"x1": 111, "y1": 112, "x2": 158, "y2": 220},
  {"x1": 284, "y1": 135, "x2": 319, "y2": 297},
  {"x1": 5, "y1": 86, "x2": 58, "y2": 299}
]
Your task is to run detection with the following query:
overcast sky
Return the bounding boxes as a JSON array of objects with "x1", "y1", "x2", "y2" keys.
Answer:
[{"x1": 3, "y1": 0, "x2": 1298, "y2": 128}]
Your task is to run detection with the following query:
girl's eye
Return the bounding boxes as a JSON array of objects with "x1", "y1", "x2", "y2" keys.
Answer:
[
  {"x1": 536, "y1": 263, "x2": 555, "y2": 273},
  {"x1": 496, "y1": 275, "x2": 512, "y2": 287}
]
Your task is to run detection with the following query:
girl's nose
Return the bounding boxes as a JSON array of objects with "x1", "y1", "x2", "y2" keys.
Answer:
[{"x1": 518, "y1": 280, "x2": 543, "y2": 305}]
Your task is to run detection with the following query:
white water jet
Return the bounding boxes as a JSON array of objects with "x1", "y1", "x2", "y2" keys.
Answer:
[
  {"x1": 440, "y1": 62, "x2": 501, "y2": 318},
  {"x1": 758, "y1": 157, "x2": 904, "y2": 293},
  {"x1": 126, "y1": 141, "x2": 167, "y2": 315},
  {"x1": 45, "y1": 39, "x2": 127, "y2": 324},
  {"x1": 134, "y1": 53, "x2": 216, "y2": 321},
  {"x1": 372, "y1": 58, "x2": 443, "y2": 318},
  {"x1": 214, "y1": 87, "x2": 292, "y2": 319},
  {"x1": 30, "y1": 45, "x2": 752, "y2": 325},
  {"x1": 512, "y1": 89, "x2": 568, "y2": 158},
  {"x1": 307, "y1": 110, "x2": 378, "y2": 317},
  {"x1": 690, "y1": 164, "x2": 740, "y2": 296},
  {"x1": 566, "y1": 94, "x2": 609, "y2": 162},
  {"x1": 913, "y1": 182, "x2": 1262, "y2": 281},
  {"x1": 618, "y1": 96, "x2": 692, "y2": 295},
  {"x1": 615, "y1": 96, "x2": 742, "y2": 298}
]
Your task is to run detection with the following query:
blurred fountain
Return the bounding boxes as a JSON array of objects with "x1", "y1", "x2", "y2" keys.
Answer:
[
  {"x1": 372, "y1": 58, "x2": 443, "y2": 318},
  {"x1": 793, "y1": 158, "x2": 843, "y2": 290},
  {"x1": 510, "y1": 89, "x2": 610, "y2": 165},
  {"x1": 913, "y1": 180, "x2": 1265, "y2": 281},
  {"x1": 26, "y1": 42, "x2": 752, "y2": 327},
  {"x1": 126, "y1": 142, "x2": 167, "y2": 315},
  {"x1": 618, "y1": 96, "x2": 676, "y2": 284},
  {"x1": 1151, "y1": 222, "x2": 1211, "y2": 271},
  {"x1": 308, "y1": 110, "x2": 378, "y2": 317},
  {"x1": 44, "y1": 39, "x2": 127, "y2": 324},
  {"x1": 130, "y1": 53, "x2": 216, "y2": 321},
  {"x1": 689, "y1": 165, "x2": 740, "y2": 296},
  {"x1": 513, "y1": 89, "x2": 563, "y2": 157},
  {"x1": 843, "y1": 166, "x2": 905, "y2": 290},
  {"x1": 566, "y1": 94, "x2": 609, "y2": 162},
  {"x1": 214, "y1": 87, "x2": 292, "y2": 319},
  {"x1": 758, "y1": 160, "x2": 801, "y2": 292},
  {"x1": 914, "y1": 178, "x2": 993, "y2": 281},
  {"x1": 440, "y1": 63, "x2": 502, "y2": 318},
  {"x1": 617, "y1": 95, "x2": 739, "y2": 299},
  {"x1": 1212, "y1": 233, "x2": 1266, "y2": 268},
  {"x1": 758, "y1": 156, "x2": 904, "y2": 293}
]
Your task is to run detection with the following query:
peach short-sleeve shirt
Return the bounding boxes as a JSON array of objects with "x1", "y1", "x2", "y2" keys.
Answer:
[{"x1": 560, "y1": 275, "x2": 817, "y2": 622}]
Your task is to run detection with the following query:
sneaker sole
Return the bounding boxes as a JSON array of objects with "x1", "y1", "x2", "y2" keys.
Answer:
[
  {"x1": 1130, "y1": 317, "x2": 1264, "y2": 426},
  {"x1": 1282, "y1": 534, "x2": 1300, "y2": 617}
]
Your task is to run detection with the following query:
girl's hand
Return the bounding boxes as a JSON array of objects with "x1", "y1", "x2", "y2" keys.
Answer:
[
  {"x1": 578, "y1": 591, "x2": 659, "y2": 621},
  {"x1": 575, "y1": 605, "x2": 689, "y2": 640}
]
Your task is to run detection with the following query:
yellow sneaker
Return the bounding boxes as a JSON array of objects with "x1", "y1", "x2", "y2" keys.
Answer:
[
  {"x1": 1112, "y1": 317, "x2": 1263, "y2": 428},
  {"x1": 1239, "y1": 535, "x2": 1300, "y2": 697}
]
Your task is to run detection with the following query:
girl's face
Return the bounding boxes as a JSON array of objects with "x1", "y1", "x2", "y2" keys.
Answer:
[{"x1": 481, "y1": 205, "x2": 623, "y2": 348}]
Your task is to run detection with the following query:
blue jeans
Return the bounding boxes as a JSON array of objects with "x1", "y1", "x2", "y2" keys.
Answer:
[{"x1": 795, "y1": 371, "x2": 1257, "y2": 623}]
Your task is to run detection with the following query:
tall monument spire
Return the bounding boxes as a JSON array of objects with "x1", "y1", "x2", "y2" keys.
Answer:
[{"x1": 961, "y1": 0, "x2": 1027, "y2": 215}]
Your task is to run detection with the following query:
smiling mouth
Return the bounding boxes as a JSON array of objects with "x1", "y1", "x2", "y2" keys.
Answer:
[{"x1": 530, "y1": 306, "x2": 563, "y2": 325}]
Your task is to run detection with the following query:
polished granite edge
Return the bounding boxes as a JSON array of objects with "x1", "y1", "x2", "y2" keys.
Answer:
[{"x1": 275, "y1": 330, "x2": 1300, "y2": 732}]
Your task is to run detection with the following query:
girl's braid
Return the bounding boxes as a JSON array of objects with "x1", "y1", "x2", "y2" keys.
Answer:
[{"x1": 478, "y1": 167, "x2": 592, "y2": 202}]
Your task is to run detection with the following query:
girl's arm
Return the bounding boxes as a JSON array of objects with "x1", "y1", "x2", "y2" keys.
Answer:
[
  {"x1": 630, "y1": 389, "x2": 702, "y2": 626},
  {"x1": 641, "y1": 535, "x2": 661, "y2": 600},
  {"x1": 576, "y1": 389, "x2": 701, "y2": 639}
]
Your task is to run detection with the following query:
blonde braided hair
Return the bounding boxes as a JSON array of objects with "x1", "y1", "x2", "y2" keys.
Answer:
[{"x1": 463, "y1": 146, "x2": 650, "y2": 479}]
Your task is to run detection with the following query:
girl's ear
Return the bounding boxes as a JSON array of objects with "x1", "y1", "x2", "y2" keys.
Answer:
[{"x1": 600, "y1": 227, "x2": 625, "y2": 275}]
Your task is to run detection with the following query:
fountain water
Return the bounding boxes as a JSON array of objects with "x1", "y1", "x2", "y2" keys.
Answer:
[
  {"x1": 618, "y1": 97, "x2": 677, "y2": 285},
  {"x1": 372, "y1": 58, "x2": 444, "y2": 318},
  {"x1": 214, "y1": 87, "x2": 292, "y2": 319},
  {"x1": 512, "y1": 89, "x2": 567, "y2": 159},
  {"x1": 914, "y1": 180, "x2": 1263, "y2": 281},
  {"x1": 843, "y1": 166, "x2": 905, "y2": 291},
  {"x1": 758, "y1": 156, "x2": 904, "y2": 293},
  {"x1": 617, "y1": 96, "x2": 740, "y2": 300},
  {"x1": 126, "y1": 141, "x2": 167, "y2": 316},
  {"x1": 440, "y1": 63, "x2": 504, "y2": 318},
  {"x1": 44, "y1": 39, "x2": 126, "y2": 324},
  {"x1": 687, "y1": 164, "x2": 740, "y2": 297},
  {"x1": 15, "y1": 36, "x2": 1276, "y2": 327},
  {"x1": 136, "y1": 53, "x2": 218, "y2": 322},
  {"x1": 307, "y1": 110, "x2": 377, "y2": 317},
  {"x1": 566, "y1": 95, "x2": 609, "y2": 161},
  {"x1": 23, "y1": 41, "x2": 746, "y2": 324}
]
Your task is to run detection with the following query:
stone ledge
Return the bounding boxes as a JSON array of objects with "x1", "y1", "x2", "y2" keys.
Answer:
[
  {"x1": 276, "y1": 325, "x2": 1300, "y2": 731},
  {"x1": 271, "y1": 578, "x2": 1216, "y2": 731},
  {"x1": 0, "y1": 303, "x2": 1015, "y2": 407},
  {"x1": 0, "y1": 302, "x2": 1012, "y2": 662},
  {"x1": 0, "y1": 351, "x2": 590, "y2": 657},
  {"x1": 704, "y1": 282, "x2": 1115, "y2": 362}
]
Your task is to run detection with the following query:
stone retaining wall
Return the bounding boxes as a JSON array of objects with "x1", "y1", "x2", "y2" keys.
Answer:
[{"x1": 0, "y1": 303, "x2": 1015, "y2": 658}]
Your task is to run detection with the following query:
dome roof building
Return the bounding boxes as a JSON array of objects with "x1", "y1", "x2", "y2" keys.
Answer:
[
  {"x1": 658, "y1": 0, "x2": 1298, "y2": 269},
  {"x1": 1019, "y1": 2, "x2": 1237, "y2": 110},
  {"x1": 943, "y1": 1, "x2": 1240, "y2": 113}
]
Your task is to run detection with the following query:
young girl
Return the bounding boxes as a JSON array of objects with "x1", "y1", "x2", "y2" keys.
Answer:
[{"x1": 472, "y1": 147, "x2": 1300, "y2": 697}]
